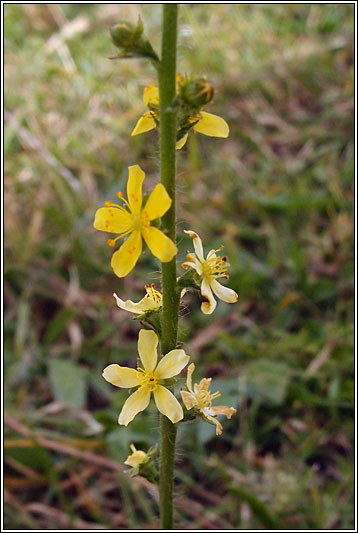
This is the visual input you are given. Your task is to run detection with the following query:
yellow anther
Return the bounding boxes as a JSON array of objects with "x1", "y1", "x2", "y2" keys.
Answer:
[
  {"x1": 145, "y1": 284, "x2": 162, "y2": 305},
  {"x1": 104, "y1": 201, "x2": 113, "y2": 207},
  {"x1": 107, "y1": 239, "x2": 116, "y2": 247}
]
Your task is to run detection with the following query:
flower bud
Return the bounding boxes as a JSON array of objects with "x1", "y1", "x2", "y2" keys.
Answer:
[
  {"x1": 110, "y1": 20, "x2": 142, "y2": 48},
  {"x1": 179, "y1": 76, "x2": 214, "y2": 108},
  {"x1": 110, "y1": 18, "x2": 159, "y2": 61}
]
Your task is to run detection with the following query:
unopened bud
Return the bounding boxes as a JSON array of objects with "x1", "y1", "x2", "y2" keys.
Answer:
[
  {"x1": 179, "y1": 77, "x2": 214, "y2": 108},
  {"x1": 110, "y1": 20, "x2": 142, "y2": 48},
  {"x1": 110, "y1": 18, "x2": 159, "y2": 62}
]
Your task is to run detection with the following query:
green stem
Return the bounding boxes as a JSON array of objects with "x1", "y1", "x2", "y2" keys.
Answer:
[{"x1": 158, "y1": 4, "x2": 179, "y2": 530}]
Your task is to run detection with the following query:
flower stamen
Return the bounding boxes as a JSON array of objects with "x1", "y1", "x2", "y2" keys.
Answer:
[
  {"x1": 116, "y1": 191, "x2": 131, "y2": 210},
  {"x1": 137, "y1": 367, "x2": 158, "y2": 391},
  {"x1": 144, "y1": 284, "x2": 162, "y2": 305}
]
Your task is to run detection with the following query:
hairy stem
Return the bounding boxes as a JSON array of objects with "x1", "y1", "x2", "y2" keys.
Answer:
[{"x1": 159, "y1": 4, "x2": 179, "y2": 530}]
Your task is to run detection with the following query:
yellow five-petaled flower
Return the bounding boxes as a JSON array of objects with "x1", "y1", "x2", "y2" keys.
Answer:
[
  {"x1": 181, "y1": 363, "x2": 237, "y2": 435},
  {"x1": 93, "y1": 165, "x2": 177, "y2": 278},
  {"x1": 131, "y1": 80, "x2": 229, "y2": 149},
  {"x1": 103, "y1": 329, "x2": 190, "y2": 425},
  {"x1": 182, "y1": 230, "x2": 238, "y2": 314}
]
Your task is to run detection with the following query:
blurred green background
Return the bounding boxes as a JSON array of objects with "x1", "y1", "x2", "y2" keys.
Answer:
[{"x1": 4, "y1": 3, "x2": 354, "y2": 530}]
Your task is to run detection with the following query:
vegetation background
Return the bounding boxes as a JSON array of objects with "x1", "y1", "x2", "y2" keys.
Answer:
[{"x1": 4, "y1": 3, "x2": 354, "y2": 530}]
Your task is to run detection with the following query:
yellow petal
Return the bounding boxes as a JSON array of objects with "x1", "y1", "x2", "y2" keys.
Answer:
[
  {"x1": 153, "y1": 385, "x2": 183, "y2": 423},
  {"x1": 176, "y1": 134, "x2": 188, "y2": 150},
  {"x1": 143, "y1": 226, "x2": 177, "y2": 262},
  {"x1": 143, "y1": 184, "x2": 172, "y2": 221},
  {"x1": 193, "y1": 111, "x2": 229, "y2": 138},
  {"x1": 93, "y1": 206, "x2": 132, "y2": 234},
  {"x1": 186, "y1": 363, "x2": 195, "y2": 391},
  {"x1": 205, "y1": 414, "x2": 223, "y2": 435},
  {"x1": 111, "y1": 231, "x2": 142, "y2": 278},
  {"x1": 124, "y1": 450, "x2": 147, "y2": 468},
  {"x1": 155, "y1": 349, "x2": 190, "y2": 379},
  {"x1": 201, "y1": 278, "x2": 217, "y2": 314},
  {"x1": 195, "y1": 377, "x2": 212, "y2": 393},
  {"x1": 138, "y1": 329, "x2": 158, "y2": 372},
  {"x1": 209, "y1": 405, "x2": 237, "y2": 419},
  {"x1": 113, "y1": 292, "x2": 158, "y2": 314},
  {"x1": 184, "y1": 230, "x2": 205, "y2": 262},
  {"x1": 102, "y1": 364, "x2": 141, "y2": 388},
  {"x1": 210, "y1": 279, "x2": 238, "y2": 303},
  {"x1": 180, "y1": 390, "x2": 197, "y2": 410},
  {"x1": 127, "y1": 165, "x2": 145, "y2": 215},
  {"x1": 131, "y1": 112, "x2": 156, "y2": 136},
  {"x1": 181, "y1": 254, "x2": 203, "y2": 276},
  {"x1": 143, "y1": 83, "x2": 159, "y2": 106},
  {"x1": 118, "y1": 386, "x2": 151, "y2": 426}
]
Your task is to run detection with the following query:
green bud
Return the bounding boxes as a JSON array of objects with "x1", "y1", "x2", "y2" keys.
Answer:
[
  {"x1": 110, "y1": 20, "x2": 143, "y2": 48},
  {"x1": 110, "y1": 18, "x2": 159, "y2": 62},
  {"x1": 179, "y1": 76, "x2": 214, "y2": 108}
]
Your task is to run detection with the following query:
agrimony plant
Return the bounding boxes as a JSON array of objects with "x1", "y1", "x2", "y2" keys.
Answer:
[{"x1": 94, "y1": 5, "x2": 238, "y2": 528}]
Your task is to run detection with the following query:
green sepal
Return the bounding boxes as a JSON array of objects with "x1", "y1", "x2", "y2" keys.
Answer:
[
  {"x1": 177, "y1": 269, "x2": 201, "y2": 290},
  {"x1": 179, "y1": 407, "x2": 197, "y2": 423},
  {"x1": 160, "y1": 377, "x2": 177, "y2": 387},
  {"x1": 134, "y1": 311, "x2": 162, "y2": 338},
  {"x1": 176, "y1": 118, "x2": 199, "y2": 143},
  {"x1": 179, "y1": 76, "x2": 214, "y2": 108}
]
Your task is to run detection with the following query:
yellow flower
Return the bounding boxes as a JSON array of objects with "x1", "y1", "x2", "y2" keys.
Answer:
[
  {"x1": 181, "y1": 363, "x2": 237, "y2": 436},
  {"x1": 124, "y1": 443, "x2": 148, "y2": 468},
  {"x1": 113, "y1": 283, "x2": 186, "y2": 315},
  {"x1": 103, "y1": 329, "x2": 190, "y2": 425},
  {"x1": 113, "y1": 284, "x2": 162, "y2": 314},
  {"x1": 182, "y1": 230, "x2": 238, "y2": 314},
  {"x1": 93, "y1": 165, "x2": 177, "y2": 278},
  {"x1": 131, "y1": 80, "x2": 229, "y2": 149}
]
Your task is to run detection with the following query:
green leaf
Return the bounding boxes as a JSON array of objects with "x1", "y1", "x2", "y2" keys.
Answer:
[
  {"x1": 6, "y1": 443, "x2": 52, "y2": 473},
  {"x1": 44, "y1": 308, "x2": 74, "y2": 346},
  {"x1": 242, "y1": 359, "x2": 292, "y2": 406},
  {"x1": 48, "y1": 359, "x2": 87, "y2": 408},
  {"x1": 230, "y1": 485, "x2": 282, "y2": 529}
]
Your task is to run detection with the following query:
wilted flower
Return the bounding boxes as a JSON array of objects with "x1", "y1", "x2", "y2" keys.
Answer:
[
  {"x1": 182, "y1": 230, "x2": 238, "y2": 314},
  {"x1": 181, "y1": 363, "x2": 237, "y2": 435}
]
